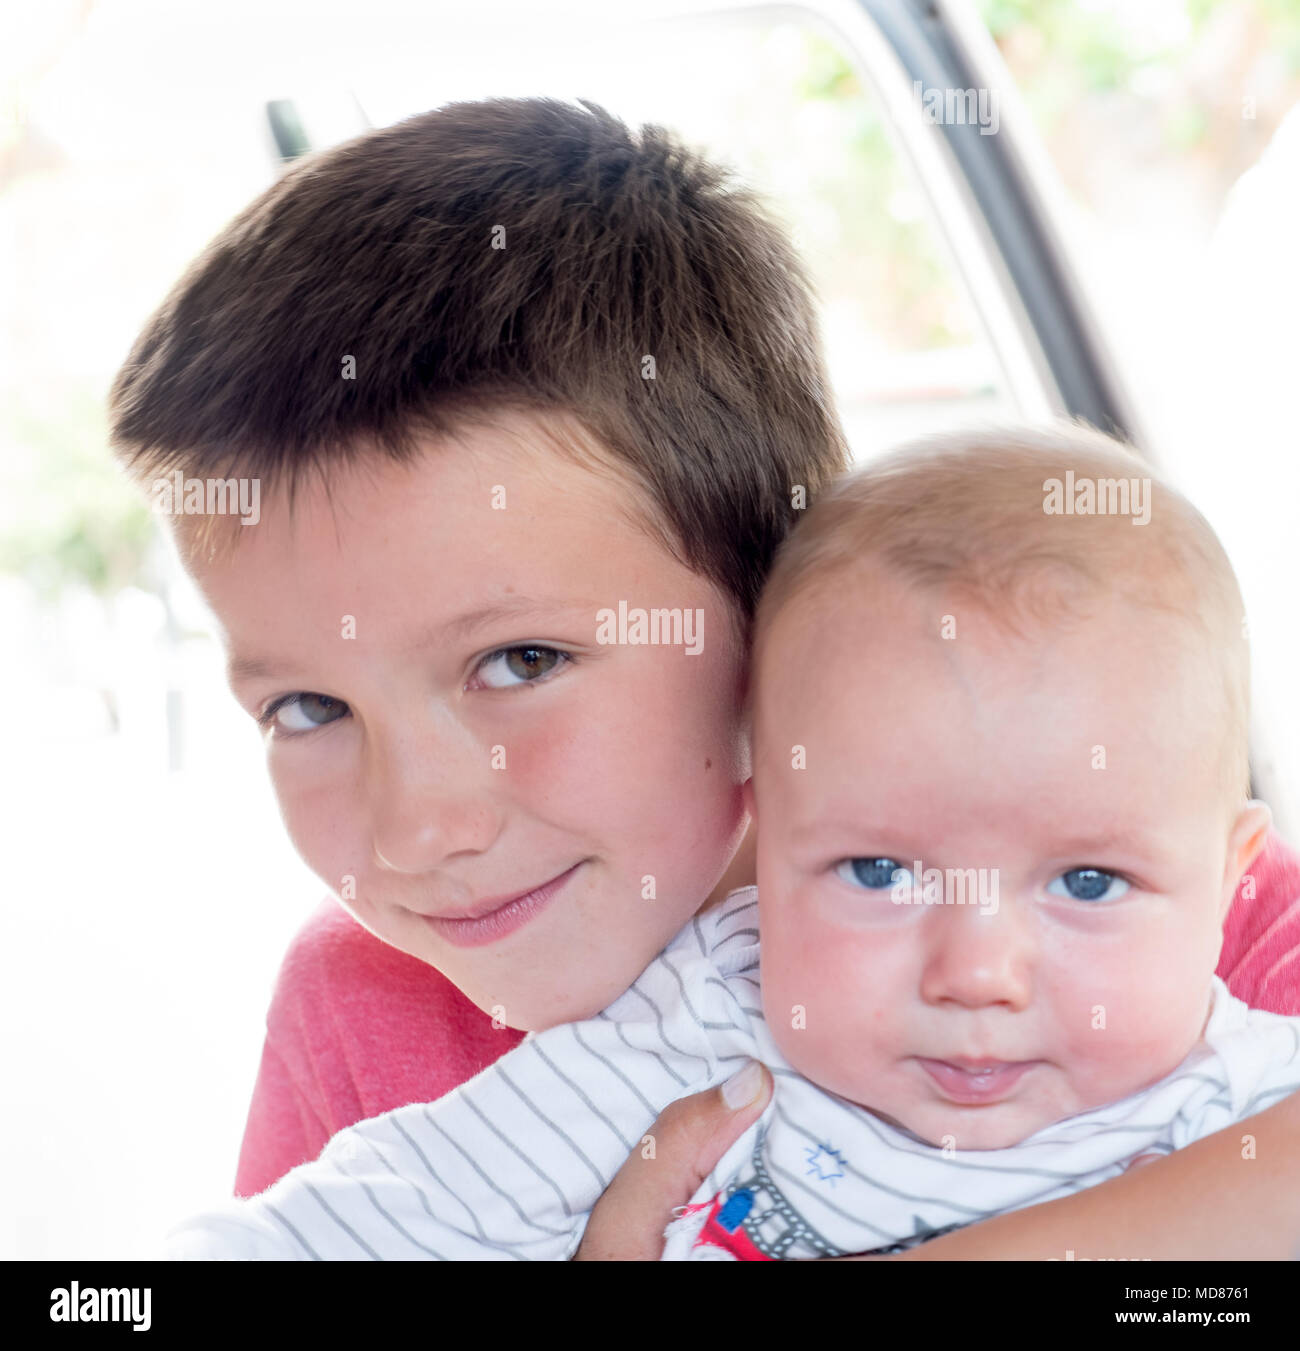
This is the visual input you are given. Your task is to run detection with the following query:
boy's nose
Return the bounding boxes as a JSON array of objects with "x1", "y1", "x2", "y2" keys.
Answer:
[
  {"x1": 366, "y1": 727, "x2": 505, "y2": 873},
  {"x1": 918, "y1": 903, "x2": 1034, "y2": 1011}
]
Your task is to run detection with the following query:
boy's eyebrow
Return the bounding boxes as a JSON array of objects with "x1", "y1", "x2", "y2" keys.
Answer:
[
  {"x1": 226, "y1": 596, "x2": 592, "y2": 684},
  {"x1": 435, "y1": 597, "x2": 588, "y2": 644}
]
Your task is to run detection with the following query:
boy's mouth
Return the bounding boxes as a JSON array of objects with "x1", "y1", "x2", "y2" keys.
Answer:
[
  {"x1": 417, "y1": 862, "x2": 585, "y2": 949},
  {"x1": 914, "y1": 1057, "x2": 1040, "y2": 1105}
]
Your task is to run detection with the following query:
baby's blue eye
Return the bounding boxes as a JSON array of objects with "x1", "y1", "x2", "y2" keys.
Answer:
[
  {"x1": 835, "y1": 858, "x2": 913, "y2": 890},
  {"x1": 1047, "y1": 868, "x2": 1130, "y2": 903}
]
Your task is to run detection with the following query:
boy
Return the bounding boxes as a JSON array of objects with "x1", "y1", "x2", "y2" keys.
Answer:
[
  {"x1": 108, "y1": 95, "x2": 845, "y2": 1045},
  {"x1": 164, "y1": 425, "x2": 1300, "y2": 1259}
]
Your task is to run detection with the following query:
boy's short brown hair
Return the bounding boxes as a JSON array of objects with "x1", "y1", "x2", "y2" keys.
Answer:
[{"x1": 107, "y1": 96, "x2": 848, "y2": 623}]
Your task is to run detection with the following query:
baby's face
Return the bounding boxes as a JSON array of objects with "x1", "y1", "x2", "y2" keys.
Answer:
[
  {"x1": 754, "y1": 570, "x2": 1264, "y2": 1149},
  {"x1": 187, "y1": 412, "x2": 750, "y2": 1031}
]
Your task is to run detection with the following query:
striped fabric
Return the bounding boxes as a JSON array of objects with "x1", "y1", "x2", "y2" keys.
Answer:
[{"x1": 167, "y1": 888, "x2": 1300, "y2": 1260}]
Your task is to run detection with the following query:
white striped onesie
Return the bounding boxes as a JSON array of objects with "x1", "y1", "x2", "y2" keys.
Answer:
[{"x1": 166, "y1": 886, "x2": 1300, "y2": 1260}]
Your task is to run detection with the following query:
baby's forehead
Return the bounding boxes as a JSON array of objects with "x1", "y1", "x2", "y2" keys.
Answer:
[
  {"x1": 757, "y1": 464, "x2": 1241, "y2": 701},
  {"x1": 753, "y1": 564, "x2": 1244, "y2": 817},
  {"x1": 757, "y1": 563, "x2": 1202, "y2": 693}
]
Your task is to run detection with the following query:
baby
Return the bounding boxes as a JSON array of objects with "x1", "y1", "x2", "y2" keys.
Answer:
[{"x1": 167, "y1": 423, "x2": 1300, "y2": 1259}]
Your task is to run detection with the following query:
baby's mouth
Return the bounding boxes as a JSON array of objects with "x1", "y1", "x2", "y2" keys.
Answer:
[{"x1": 914, "y1": 1057, "x2": 1041, "y2": 1105}]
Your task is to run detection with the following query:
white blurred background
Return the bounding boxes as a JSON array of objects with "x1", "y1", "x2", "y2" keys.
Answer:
[{"x1": 3, "y1": 0, "x2": 1299, "y2": 1257}]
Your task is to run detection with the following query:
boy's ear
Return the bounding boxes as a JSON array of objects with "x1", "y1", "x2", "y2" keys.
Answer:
[
  {"x1": 1218, "y1": 799, "x2": 1272, "y2": 924},
  {"x1": 742, "y1": 776, "x2": 757, "y2": 822}
]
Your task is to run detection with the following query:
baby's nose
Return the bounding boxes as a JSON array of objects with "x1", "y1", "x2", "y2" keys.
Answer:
[{"x1": 917, "y1": 899, "x2": 1034, "y2": 1011}]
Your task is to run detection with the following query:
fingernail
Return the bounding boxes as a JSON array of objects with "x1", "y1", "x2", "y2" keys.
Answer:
[{"x1": 721, "y1": 1060, "x2": 765, "y2": 1110}]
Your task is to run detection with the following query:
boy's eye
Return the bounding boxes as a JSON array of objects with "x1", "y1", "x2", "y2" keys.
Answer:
[
  {"x1": 475, "y1": 645, "x2": 569, "y2": 689},
  {"x1": 835, "y1": 857, "x2": 913, "y2": 891},
  {"x1": 1047, "y1": 868, "x2": 1130, "y2": 903},
  {"x1": 261, "y1": 692, "x2": 348, "y2": 734}
]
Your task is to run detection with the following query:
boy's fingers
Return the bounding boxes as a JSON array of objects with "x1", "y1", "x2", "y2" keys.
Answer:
[{"x1": 574, "y1": 1062, "x2": 773, "y2": 1261}]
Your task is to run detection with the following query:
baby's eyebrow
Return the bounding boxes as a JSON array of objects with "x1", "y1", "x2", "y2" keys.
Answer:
[
  {"x1": 787, "y1": 818, "x2": 908, "y2": 849},
  {"x1": 1046, "y1": 829, "x2": 1159, "y2": 860}
]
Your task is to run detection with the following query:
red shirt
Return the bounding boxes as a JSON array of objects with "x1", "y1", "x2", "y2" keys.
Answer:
[{"x1": 233, "y1": 830, "x2": 1300, "y2": 1197}]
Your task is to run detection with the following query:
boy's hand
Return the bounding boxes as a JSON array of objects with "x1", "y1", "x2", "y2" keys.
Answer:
[{"x1": 574, "y1": 1062, "x2": 772, "y2": 1260}]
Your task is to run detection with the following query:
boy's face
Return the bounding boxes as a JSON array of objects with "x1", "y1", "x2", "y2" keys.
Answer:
[
  {"x1": 187, "y1": 412, "x2": 750, "y2": 1031},
  {"x1": 754, "y1": 569, "x2": 1267, "y2": 1149}
]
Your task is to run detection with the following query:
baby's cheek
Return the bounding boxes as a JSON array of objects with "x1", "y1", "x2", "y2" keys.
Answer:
[
  {"x1": 763, "y1": 925, "x2": 897, "y2": 1096},
  {"x1": 762, "y1": 932, "x2": 833, "y2": 1074},
  {"x1": 1053, "y1": 961, "x2": 1212, "y2": 1106}
]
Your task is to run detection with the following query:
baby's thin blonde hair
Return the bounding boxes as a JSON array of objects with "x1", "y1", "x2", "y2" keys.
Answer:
[{"x1": 753, "y1": 422, "x2": 1251, "y2": 806}]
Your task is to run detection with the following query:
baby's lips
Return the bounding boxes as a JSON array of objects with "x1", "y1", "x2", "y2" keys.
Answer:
[{"x1": 915, "y1": 1057, "x2": 1038, "y2": 1104}]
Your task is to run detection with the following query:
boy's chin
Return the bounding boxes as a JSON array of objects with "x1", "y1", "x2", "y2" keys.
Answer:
[{"x1": 460, "y1": 967, "x2": 637, "y2": 1034}]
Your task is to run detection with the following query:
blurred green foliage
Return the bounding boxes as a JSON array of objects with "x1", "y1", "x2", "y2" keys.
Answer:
[
  {"x1": 981, "y1": 0, "x2": 1300, "y2": 138},
  {"x1": 786, "y1": 0, "x2": 1300, "y2": 357},
  {"x1": 0, "y1": 390, "x2": 156, "y2": 601},
  {"x1": 982, "y1": 0, "x2": 1138, "y2": 94},
  {"x1": 1189, "y1": 0, "x2": 1300, "y2": 70},
  {"x1": 5, "y1": 0, "x2": 1300, "y2": 603},
  {"x1": 793, "y1": 31, "x2": 976, "y2": 351}
]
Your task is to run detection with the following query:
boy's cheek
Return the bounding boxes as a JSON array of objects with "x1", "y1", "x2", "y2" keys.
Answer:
[
  {"x1": 504, "y1": 660, "x2": 738, "y2": 794},
  {"x1": 273, "y1": 773, "x2": 361, "y2": 893}
]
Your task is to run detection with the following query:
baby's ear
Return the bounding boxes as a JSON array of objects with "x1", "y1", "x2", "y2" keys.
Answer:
[
  {"x1": 1219, "y1": 799, "x2": 1273, "y2": 922},
  {"x1": 742, "y1": 776, "x2": 757, "y2": 821}
]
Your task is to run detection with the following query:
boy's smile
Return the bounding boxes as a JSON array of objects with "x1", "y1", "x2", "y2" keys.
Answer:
[
  {"x1": 186, "y1": 410, "x2": 751, "y2": 1031},
  {"x1": 416, "y1": 860, "x2": 587, "y2": 948}
]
